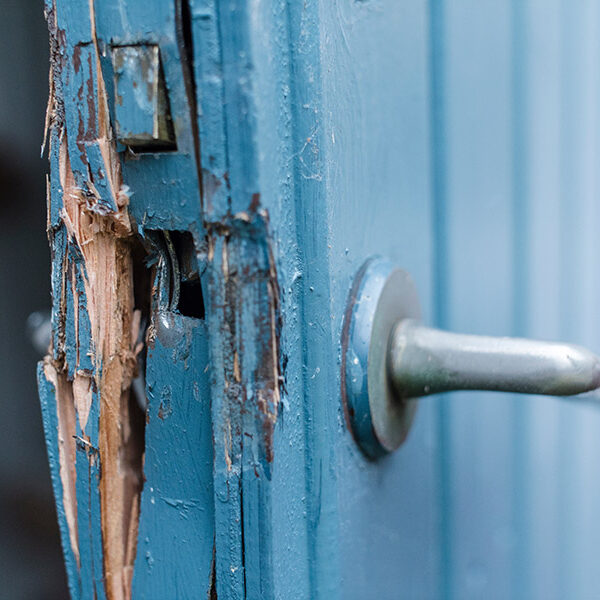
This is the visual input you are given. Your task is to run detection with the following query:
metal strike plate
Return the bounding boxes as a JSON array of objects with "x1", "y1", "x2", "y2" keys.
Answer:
[{"x1": 112, "y1": 45, "x2": 176, "y2": 150}]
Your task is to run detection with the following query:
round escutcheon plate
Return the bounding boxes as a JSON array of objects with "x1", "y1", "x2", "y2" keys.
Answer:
[{"x1": 341, "y1": 258, "x2": 422, "y2": 458}]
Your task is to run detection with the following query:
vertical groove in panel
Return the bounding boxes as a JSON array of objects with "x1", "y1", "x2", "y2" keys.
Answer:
[
  {"x1": 510, "y1": 2, "x2": 530, "y2": 598},
  {"x1": 581, "y1": 9, "x2": 600, "y2": 599},
  {"x1": 557, "y1": 2, "x2": 579, "y2": 595},
  {"x1": 442, "y1": 2, "x2": 514, "y2": 596},
  {"x1": 429, "y1": 1, "x2": 451, "y2": 598},
  {"x1": 524, "y1": 3, "x2": 562, "y2": 597},
  {"x1": 429, "y1": 2, "x2": 600, "y2": 597},
  {"x1": 510, "y1": 0, "x2": 528, "y2": 337},
  {"x1": 557, "y1": 3, "x2": 600, "y2": 597},
  {"x1": 581, "y1": 8, "x2": 600, "y2": 597}
]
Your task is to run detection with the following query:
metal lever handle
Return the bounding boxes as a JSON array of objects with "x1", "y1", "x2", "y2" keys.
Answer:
[
  {"x1": 389, "y1": 320, "x2": 600, "y2": 399},
  {"x1": 341, "y1": 258, "x2": 600, "y2": 459}
]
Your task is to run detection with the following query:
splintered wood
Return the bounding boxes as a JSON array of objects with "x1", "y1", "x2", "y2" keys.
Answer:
[
  {"x1": 44, "y1": 2, "x2": 145, "y2": 597},
  {"x1": 60, "y1": 140, "x2": 143, "y2": 600}
]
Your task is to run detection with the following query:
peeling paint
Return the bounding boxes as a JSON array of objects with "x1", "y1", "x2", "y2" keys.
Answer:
[
  {"x1": 44, "y1": 1, "x2": 147, "y2": 598},
  {"x1": 207, "y1": 207, "x2": 283, "y2": 466},
  {"x1": 43, "y1": 359, "x2": 80, "y2": 568},
  {"x1": 42, "y1": 1, "x2": 293, "y2": 598},
  {"x1": 58, "y1": 128, "x2": 142, "y2": 600}
]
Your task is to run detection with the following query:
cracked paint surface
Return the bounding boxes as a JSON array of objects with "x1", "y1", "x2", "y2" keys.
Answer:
[{"x1": 38, "y1": 1, "x2": 297, "y2": 599}]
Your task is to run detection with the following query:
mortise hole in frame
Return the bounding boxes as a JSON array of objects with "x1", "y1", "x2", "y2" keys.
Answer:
[
  {"x1": 177, "y1": 278, "x2": 205, "y2": 319},
  {"x1": 169, "y1": 230, "x2": 205, "y2": 320}
]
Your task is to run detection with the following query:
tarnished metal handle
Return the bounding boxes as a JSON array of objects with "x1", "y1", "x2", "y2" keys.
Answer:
[
  {"x1": 389, "y1": 320, "x2": 600, "y2": 399},
  {"x1": 342, "y1": 258, "x2": 600, "y2": 459}
]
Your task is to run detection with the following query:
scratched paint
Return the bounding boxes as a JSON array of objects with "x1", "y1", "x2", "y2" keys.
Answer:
[
  {"x1": 40, "y1": 0, "x2": 297, "y2": 597},
  {"x1": 40, "y1": 0, "x2": 309, "y2": 598},
  {"x1": 42, "y1": 0, "x2": 148, "y2": 596},
  {"x1": 39, "y1": 0, "x2": 428, "y2": 599},
  {"x1": 39, "y1": 1, "x2": 212, "y2": 599},
  {"x1": 39, "y1": 1, "x2": 600, "y2": 599}
]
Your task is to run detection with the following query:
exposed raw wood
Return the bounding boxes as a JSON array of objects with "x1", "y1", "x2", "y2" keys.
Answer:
[
  {"x1": 57, "y1": 136, "x2": 143, "y2": 600},
  {"x1": 43, "y1": 360, "x2": 79, "y2": 568},
  {"x1": 72, "y1": 374, "x2": 92, "y2": 433},
  {"x1": 45, "y1": 1, "x2": 146, "y2": 596}
]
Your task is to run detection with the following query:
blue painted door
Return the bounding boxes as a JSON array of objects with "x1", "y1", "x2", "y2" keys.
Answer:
[{"x1": 39, "y1": 1, "x2": 600, "y2": 599}]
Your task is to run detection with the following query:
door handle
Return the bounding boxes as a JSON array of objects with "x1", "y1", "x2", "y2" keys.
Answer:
[
  {"x1": 389, "y1": 321, "x2": 600, "y2": 398},
  {"x1": 341, "y1": 258, "x2": 600, "y2": 458}
]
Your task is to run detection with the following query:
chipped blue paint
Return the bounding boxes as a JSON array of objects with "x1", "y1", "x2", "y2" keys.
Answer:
[
  {"x1": 193, "y1": 2, "x2": 314, "y2": 597},
  {"x1": 38, "y1": 365, "x2": 82, "y2": 599},
  {"x1": 41, "y1": 0, "x2": 212, "y2": 598},
  {"x1": 42, "y1": 2, "x2": 600, "y2": 599},
  {"x1": 93, "y1": 0, "x2": 204, "y2": 237},
  {"x1": 42, "y1": 1, "x2": 438, "y2": 598},
  {"x1": 205, "y1": 217, "x2": 283, "y2": 600}
]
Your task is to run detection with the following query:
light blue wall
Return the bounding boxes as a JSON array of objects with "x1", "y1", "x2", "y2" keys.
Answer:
[{"x1": 295, "y1": 1, "x2": 600, "y2": 598}]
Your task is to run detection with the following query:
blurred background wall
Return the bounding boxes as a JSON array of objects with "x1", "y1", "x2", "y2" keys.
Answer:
[{"x1": 0, "y1": 2, "x2": 68, "y2": 598}]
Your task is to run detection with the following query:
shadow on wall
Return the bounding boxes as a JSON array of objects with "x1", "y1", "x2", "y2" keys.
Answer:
[{"x1": 0, "y1": 2, "x2": 68, "y2": 599}]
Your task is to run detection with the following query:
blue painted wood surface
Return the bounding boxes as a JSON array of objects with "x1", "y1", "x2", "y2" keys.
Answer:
[
  {"x1": 39, "y1": 1, "x2": 600, "y2": 599},
  {"x1": 131, "y1": 313, "x2": 213, "y2": 598}
]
